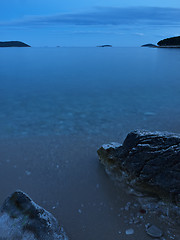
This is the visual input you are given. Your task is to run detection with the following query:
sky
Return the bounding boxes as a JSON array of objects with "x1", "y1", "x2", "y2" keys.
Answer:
[{"x1": 0, "y1": 0, "x2": 180, "y2": 46}]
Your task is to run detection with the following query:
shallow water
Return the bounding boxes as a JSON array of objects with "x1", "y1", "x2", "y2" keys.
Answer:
[
  {"x1": 0, "y1": 47, "x2": 180, "y2": 138},
  {"x1": 0, "y1": 47, "x2": 180, "y2": 239},
  {"x1": 0, "y1": 136, "x2": 179, "y2": 240}
]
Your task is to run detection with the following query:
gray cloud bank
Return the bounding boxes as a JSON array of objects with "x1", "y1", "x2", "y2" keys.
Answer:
[{"x1": 1, "y1": 7, "x2": 180, "y2": 27}]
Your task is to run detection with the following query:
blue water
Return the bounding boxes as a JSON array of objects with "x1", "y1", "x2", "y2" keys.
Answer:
[
  {"x1": 0, "y1": 47, "x2": 180, "y2": 240},
  {"x1": 0, "y1": 47, "x2": 180, "y2": 139}
]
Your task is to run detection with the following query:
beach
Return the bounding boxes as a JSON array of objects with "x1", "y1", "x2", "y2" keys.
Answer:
[{"x1": 0, "y1": 134, "x2": 179, "y2": 239}]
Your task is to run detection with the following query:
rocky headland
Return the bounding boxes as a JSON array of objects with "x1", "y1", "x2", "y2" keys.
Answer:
[
  {"x1": 142, "y1": 36, "x2": 180, "y2": 48},
  {"x1": 158, "y1": 36, "x2": 180, "y2": 47},
  {"x1": 0, "y1": 41, "x2": 31, "y2": 47}
]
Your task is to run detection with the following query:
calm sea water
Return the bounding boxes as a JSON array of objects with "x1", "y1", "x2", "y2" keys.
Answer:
[
  {"x1": 0, "y1": 47, "x2": 180, "y2": 139},
  {"x1": 0, "y1": 47, "x2": 180, "y2": 240}
]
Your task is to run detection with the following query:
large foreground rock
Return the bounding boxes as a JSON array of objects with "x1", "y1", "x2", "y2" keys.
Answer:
[
  {"x1": 97, "y1": 130, "x2": 180, "y2": 205},
  {"x1": 0, "y1": 191, "x2": 68, "y2": 240}
]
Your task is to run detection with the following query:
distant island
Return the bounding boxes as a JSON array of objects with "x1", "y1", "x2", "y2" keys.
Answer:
[
  {"x1": 141, "y1": 44, "x2": 158, "y2": 48},
  {"x1": 142, "y1": 36, "x2": 180, "y2": 48},
  {"x1": 0, "y1": 41, "x2": 31, "y2": 47},
  {"x1": 97, "y1": 45, "x2": 112, "y2": 47}
]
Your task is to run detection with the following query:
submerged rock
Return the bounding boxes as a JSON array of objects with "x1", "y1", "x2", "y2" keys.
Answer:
[
  {"x1": 0, "y1": 190, "x2": 68, "y2": 240},
  {"x1": 146, "y1": 225, "x2": 163, "y2": 238},
  {"x1": 125, "y1": 228, "x2": 134, "y2": 235},
  {"x1": 97, "y1": 130, "x2": 180, "y2": 204}
]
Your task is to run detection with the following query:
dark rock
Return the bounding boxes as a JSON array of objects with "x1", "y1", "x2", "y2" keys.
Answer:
[
  {"x1": 97, "y1": 130, "x2": 180, "y2": 204},
  {"x1": 0, "y1": 41, "x2": 30, "y2": 47},
  {"x1": 0, "y1": 190, "x2": 68, "y2": 240},
  {"x1": 157, "y1": 36, "x2": 180, "y2": 47},
  {"x1": 141, "y1": 44, "x2": 157, "y2": 48}
]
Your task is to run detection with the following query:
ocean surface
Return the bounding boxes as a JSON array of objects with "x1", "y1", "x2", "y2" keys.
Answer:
[
  {"x1": 0, "y1": 47, "x2": 180, "y2": 139},
  {"x1": 0, "y1": 47, "x2": 180, "y2": 240}
]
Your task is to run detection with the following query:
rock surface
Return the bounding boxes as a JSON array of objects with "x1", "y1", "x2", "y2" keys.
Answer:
[
  {"x1": 0, "y1": 190, "x2": 68, "y2": 240},
  {"x1": 0, "y1": 41, "x2": 30, "y2": 47},
  {"x1": 97, "y1": 130, "x2": 180, "y2": 204}
]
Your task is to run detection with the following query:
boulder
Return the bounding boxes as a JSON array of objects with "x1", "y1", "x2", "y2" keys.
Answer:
[
  {"x1": 97, "y1": 130, "x2": 180, "y2": 204},
  {"x1": 0, "y1": 190, "x2": 68, "y2": 240}
]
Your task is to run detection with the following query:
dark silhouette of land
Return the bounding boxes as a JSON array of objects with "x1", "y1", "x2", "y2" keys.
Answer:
[
  {"x1": 0, "y1": 41, "x2": 31, "y2": 47},
  {"x1": 141, "y1": 44, "x2": 157, "y2": 48},
  {"x1": 158, "y1": 36, "x2": 180, "y2": 47},
  {"x1": 142, "y1": 36, "x2": 180, "y2": 48},
  {"x1": 97, "y1": 45, "x2": 112, "y2": 47}
]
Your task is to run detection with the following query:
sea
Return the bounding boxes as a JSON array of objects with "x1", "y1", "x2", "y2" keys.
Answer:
[{"x1": 0, "y1": 47, "x2": 180, "y2": 240}]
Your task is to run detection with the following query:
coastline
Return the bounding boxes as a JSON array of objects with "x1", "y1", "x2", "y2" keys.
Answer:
[
  {"x1": 158, "y1": 45, "x2": 180, "y2": 48},
  {"x1": 142, "y1": 45, "x2": 180, "y2": 48},
  {"x1": 0, "y1": 134, "x2": 179, "y2": 240},
  {"x1": 0, "y1": 47, "x2": 180, "y2": 239}
]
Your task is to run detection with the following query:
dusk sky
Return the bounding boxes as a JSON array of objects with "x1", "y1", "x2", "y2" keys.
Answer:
[{"x1": 1, "y1": 0, "x2": 180, "y2": 46}]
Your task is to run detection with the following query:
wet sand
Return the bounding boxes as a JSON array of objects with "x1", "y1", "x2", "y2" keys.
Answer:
[{"x1": 0, "y1": 135, "x2": 179, "y2": 240}]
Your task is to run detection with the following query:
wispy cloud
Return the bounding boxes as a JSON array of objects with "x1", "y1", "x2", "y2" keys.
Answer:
[{"x1": 1, "y1": 7, "x2": 180, "y2": 27}]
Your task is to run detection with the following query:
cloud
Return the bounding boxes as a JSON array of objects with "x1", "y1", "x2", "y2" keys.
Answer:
[
  {"x1": 134, "y1": 32, "x2": 144, "y2": 36},
  {"x1": 1, "y1": 7, "x2": 180, "y2": 27}
]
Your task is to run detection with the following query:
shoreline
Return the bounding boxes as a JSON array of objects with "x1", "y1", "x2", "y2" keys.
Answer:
[
  {"x1": 0, "y1": 135, "x2": 179, "y2": 240},
  {"x1": 142, "y1": 45, "x2": 180, "y2": 48}
]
